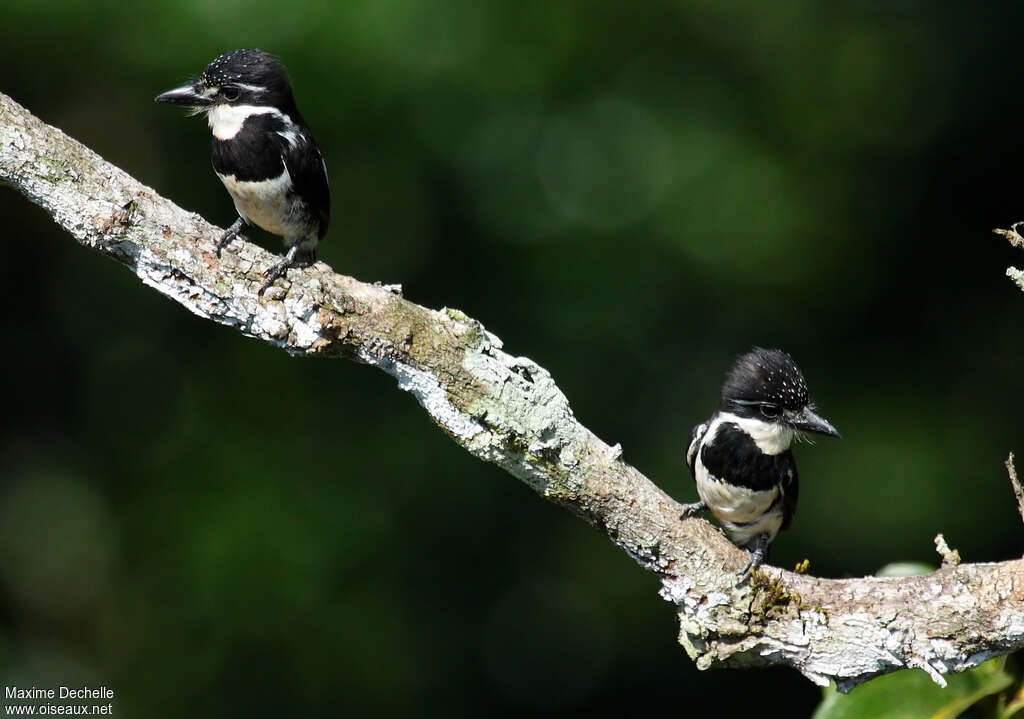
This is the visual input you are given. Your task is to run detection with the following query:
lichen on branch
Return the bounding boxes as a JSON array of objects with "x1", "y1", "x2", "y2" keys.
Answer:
[{"x1": 4, "y1": 90, "x2": 1023, "y2": 692}]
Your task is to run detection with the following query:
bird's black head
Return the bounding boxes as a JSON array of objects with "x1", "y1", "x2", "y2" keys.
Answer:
[
  {"x1": 155, "y1": 49, "x2": 299, "y2": 118},
  {"x1": 720, "y1": 347, "x2": 840, "y2": 437}
]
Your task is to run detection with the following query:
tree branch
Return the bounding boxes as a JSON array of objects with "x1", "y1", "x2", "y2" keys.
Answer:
[
  {"x1": 1007, "y1": 454, "x2": 1024, "y2": 529},
  {"x1": 5, "y1": 91, "x2": 1023, "y2": 692}
]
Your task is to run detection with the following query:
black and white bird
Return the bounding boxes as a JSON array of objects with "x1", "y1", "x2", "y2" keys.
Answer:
[
  {"x1": 155, "y1": 49, "x2": 330, "y2": 294},
  {"x1": 683, "y1": 348, "x2": 840, "y2": 578}
]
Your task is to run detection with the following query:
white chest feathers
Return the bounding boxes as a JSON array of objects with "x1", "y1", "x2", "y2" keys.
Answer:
[
  {"x1": 207, "y1": 104, "x2": 284, "y2": 140},
  {"x1": 715, "y1": 412, "x2": 794, "y2": 455},
  {"x1": 216, "y1": 169, "x2": 311, "y2": 241},
  {"x1": 693, "y1": 462, "x2": 784, "y2": 546},
  {"x1": 690, "y1": 414, "x2": 792, "y2": 546}
]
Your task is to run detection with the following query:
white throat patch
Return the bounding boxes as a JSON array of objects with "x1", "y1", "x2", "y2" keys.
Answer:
[
  {"x1": 206, "y1": 104, "x2": 285, "y2": 140},
  {"x1": 711, "y1": 412, "x2": 794, "y2": 455}
]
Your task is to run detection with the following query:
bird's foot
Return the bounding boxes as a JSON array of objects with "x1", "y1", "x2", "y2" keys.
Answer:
[
  {"x1": 259, "y1": 244, "x2": 313, "y2": 296},
  {"x1": 738, "y1": 532, "x2": 771, "y2": 583},
  {"x1": 216, "y1": 217, "x2": 246, "y2": 257},
  {"x1": 679, "y1": 500, "x2": 707, "y2": 519}
]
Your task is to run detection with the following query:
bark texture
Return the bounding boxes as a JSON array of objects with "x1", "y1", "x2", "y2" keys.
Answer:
[{"x1": 4, "y1": 91, "x2": 1023, "y2": 692}]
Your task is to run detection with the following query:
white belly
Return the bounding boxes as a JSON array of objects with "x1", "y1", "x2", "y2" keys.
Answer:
[
  {"x1": 695, "y1": 460, "x2": 784, "y2": 547},
  {"x1": 217, "y1": 169, "x2": 311, "y2": 242}
]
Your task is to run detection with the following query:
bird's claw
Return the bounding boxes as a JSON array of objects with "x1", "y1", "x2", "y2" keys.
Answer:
[
  {"x1": 680, "y1": 500, "x2": 707, "y2": 520},
  {"x1": 217, "y1": 217, "x2": 247, "y2": 257},
  {"x1": 738, "y1": 532, "x2": 771, "y2": 583},
  {"x1": 738, "y1": 557, "x2": 759, "y2": 583},
  {"x1": 258, "y1": 261, "x2": 289, "y2": 295},
  {"x1": 258, "y1": 244, "x2": 306, "y2": 296}
]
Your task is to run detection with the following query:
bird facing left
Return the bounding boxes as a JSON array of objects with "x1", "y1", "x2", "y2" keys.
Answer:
[{"x1": 155, "y1": 48, "x2": 330, "y2": 294}]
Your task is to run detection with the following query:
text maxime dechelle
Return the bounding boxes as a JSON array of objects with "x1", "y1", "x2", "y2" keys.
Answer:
[{"x1": 4, "y1": 687, "x2": 115, "y2": 716}]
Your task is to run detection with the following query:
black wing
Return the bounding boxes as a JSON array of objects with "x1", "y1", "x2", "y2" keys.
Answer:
[
  {"x1": 283, "y1": 127, "x2": 331, "y2": 239},
  {"x1": 779, "y1": 456, "x2": 799, "y2": 530},
  {"x1": 686, "y1": 422, "x2": 708, "y2": 479}
]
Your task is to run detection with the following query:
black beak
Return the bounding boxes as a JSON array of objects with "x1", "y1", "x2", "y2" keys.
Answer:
[
  {"x1": 789, "y1": 407, "x2": 840, "y2": 438},
  {"x1": 154, "y1": 83, "x2": 211, "y2": 107}
]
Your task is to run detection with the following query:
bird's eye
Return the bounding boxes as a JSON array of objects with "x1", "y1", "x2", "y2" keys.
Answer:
[
  {"x1": 221, "y1": 86, "x2": 241, "y2": 101},
  {"x1": 760, "y1": 404, "x2": 780, "y2": 419}
]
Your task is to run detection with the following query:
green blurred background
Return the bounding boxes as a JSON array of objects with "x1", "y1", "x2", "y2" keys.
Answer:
[{"x1": 2, "y1": 0, "x2": 1023, "y2": 716}]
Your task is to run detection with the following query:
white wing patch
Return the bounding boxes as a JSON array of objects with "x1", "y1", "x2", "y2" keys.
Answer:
[
  {"x1": 686, "y1": 422, "x2": 707, "y2": 471},
  {"x1": 276, "y1": 128, "x2": 300, "y2": 148}
]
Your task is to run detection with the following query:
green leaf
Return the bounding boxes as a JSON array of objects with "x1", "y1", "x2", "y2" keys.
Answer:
[
  {"x1": 812, "y1": 659, "x2": 1013, "y2": 719},
  {"x1": 1003, "y1": 690, "x2": 1024, "y2": 719}
]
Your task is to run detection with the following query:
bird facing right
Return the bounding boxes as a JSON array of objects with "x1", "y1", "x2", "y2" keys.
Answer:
[{"x1": 682, "y1": 348, "x2": 840, "y2": 578}]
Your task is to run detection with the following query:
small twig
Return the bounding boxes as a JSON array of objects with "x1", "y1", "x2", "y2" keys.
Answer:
[
  {"x1": 934, "y1": 533, "x2": 961, "y2": 568},
  {"x1": 994, "y1": 224, "x2": 1024, "y2": 249},
  {"x1": 994, "y1": 226, "x2": 1024, "y2": 290},
  {"x1": 1006, "y1": 452, "x2": 1024, "y2": 529}
]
